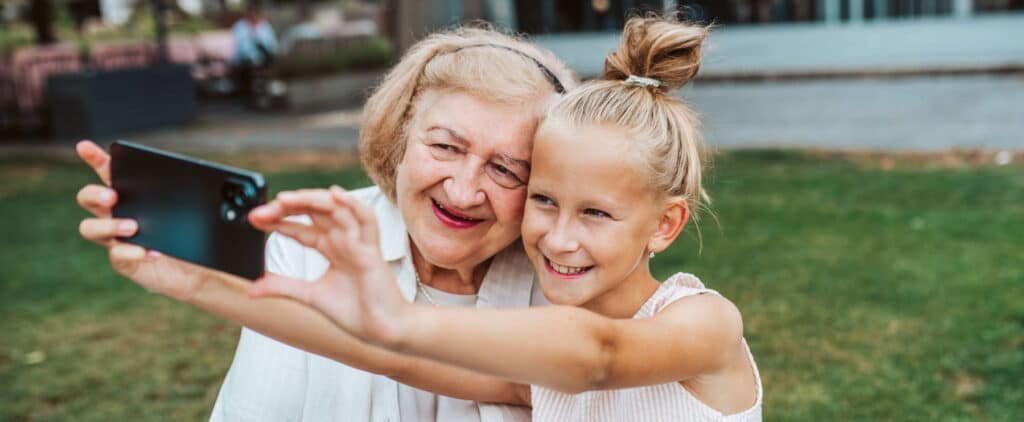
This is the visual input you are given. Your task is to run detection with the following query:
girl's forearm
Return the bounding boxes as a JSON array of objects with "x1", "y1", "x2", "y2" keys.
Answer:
[
  {"x1": 392, "y1": 304, "x2": 616, "y2": 394},
  {"x1": 186, "y1": 272, "x2": 528, "y2": 405}
]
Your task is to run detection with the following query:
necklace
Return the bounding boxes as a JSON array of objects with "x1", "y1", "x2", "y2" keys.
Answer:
[{"x1": 414, "y1": 270, "x2": 439, "y2": 306}]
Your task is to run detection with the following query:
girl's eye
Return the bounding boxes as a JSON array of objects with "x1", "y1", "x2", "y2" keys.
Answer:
[
  {"x1": 584, "y1": 208, "x2": 611, "y2": 219},
  {"x1": 529, "y1": 194, "x2": 555, "y2": 207}
]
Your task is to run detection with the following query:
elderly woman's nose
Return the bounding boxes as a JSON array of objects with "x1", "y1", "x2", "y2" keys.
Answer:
[{"x1": 443, "y1": 165, "x2": 486, "y2": 208}]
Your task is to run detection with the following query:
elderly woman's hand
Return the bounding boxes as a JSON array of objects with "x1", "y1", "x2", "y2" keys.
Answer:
[
  {"x1": 248, "y1": 186, "x2": 412, "y2": 345},
  {"x1": 74, "y1": 141, "x2": 210, "y2": 302}
]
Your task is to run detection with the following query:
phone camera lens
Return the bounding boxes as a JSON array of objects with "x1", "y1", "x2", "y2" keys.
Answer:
[{"x1": 223, "y1": 182, "x2": 254, "y2": 209}]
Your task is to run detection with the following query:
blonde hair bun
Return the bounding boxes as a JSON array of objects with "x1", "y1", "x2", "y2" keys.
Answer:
[{"x1": 603, "y1": 16, "x2": 708, "y2": 91}]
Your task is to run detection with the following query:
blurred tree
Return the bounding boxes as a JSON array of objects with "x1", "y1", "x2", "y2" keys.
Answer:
[
  {"x1": 463, "y1": 0, "x2": 482, "y2": 20},
  {"x1": 28, "y1": 0, "x2": 57, "y2": 44},
  {"x1": 387, "y1": 0, "x2": 486, "y2": 52},
  {"x1": 392, "y1": 0, "x2": 422, "y2": 52}
]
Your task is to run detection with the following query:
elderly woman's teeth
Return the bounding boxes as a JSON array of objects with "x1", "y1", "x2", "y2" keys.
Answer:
[
  {"x1": 433, "y1": 199, "x2": 480, "y2": 222},
  {"x1": 551, "y1": 262, "x2": 588, "y2": 275}
]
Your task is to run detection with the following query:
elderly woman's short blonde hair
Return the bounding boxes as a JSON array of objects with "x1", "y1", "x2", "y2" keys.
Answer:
[{"x1": 359, "y1": 25, "x2": 577, "y2": 201}]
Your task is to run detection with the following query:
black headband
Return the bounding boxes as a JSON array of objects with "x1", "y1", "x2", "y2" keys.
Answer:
[{"x1": 447, "y1": 44, "x2": 566, "y2": 94}]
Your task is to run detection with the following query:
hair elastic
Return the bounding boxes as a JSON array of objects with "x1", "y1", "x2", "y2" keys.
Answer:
[
  {"x1": 447, "y1": 44, "x2": 566, "y2": 94},
  {"x1": 624, "y1": 75, "x2": 663, "y2": 88}
]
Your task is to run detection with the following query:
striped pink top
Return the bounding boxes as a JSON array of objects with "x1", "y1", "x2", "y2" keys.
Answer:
[{"x1": 531, "y1": 273, "x2": 763, "y2": 422}]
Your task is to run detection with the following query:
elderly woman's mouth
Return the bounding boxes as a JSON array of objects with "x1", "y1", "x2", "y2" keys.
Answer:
[{"x1": 431, "y1": 199, "x2": 484, "y2": 228}]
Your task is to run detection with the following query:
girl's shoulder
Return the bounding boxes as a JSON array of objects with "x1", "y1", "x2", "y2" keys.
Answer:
[
  {"x1": 638, "y1": 273, "x2": 714, "y2": 316},
  {"x1": 644, "y1": 273, "x2": 745, "y2": 347}
]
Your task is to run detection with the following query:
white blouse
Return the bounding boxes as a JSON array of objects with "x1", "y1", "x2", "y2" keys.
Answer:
[
  {"x1": 209, "y1": 186, "x2": 545, "y2": 422},
  {"x1": 398, "y1": 284, "x2": 480, "y2": 422}
]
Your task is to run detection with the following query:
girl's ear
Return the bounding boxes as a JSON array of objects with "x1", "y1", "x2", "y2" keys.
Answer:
[{"x1": 647, "y1": 198, "x2": 689, "y2": 255}]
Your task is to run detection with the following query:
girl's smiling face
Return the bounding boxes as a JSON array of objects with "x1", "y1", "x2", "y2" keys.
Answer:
[{"x1": 523, "y1": 118, "x2": 677, "y2": 310}]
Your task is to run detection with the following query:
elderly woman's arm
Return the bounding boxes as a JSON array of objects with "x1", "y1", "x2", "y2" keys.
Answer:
[{"x1": 73, "y1": 141, "x2": 529, "y2": 407}]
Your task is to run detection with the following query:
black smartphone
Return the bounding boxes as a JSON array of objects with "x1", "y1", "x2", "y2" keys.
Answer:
[{"x1": 110, "y1": 141, "x2": 267, "y2": 280}]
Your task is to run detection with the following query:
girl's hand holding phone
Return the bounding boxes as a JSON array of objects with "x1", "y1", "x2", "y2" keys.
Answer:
[{"x1": 248, "y1": 186, "x2": 411, "y2": 345}]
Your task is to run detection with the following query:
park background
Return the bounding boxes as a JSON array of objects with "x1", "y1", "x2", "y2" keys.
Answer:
[{"x1": 2, "y1": 1, "x2": 1023, "y2": 420}]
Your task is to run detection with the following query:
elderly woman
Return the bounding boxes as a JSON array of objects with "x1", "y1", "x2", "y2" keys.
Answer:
[{"x1": 74, "y1": 26, "x2": 576, "y2": 421}]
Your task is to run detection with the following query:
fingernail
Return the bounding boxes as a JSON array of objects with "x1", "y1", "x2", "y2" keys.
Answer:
[
  {"x1": 115, "y1": 245, "x2": 146, "y2": 260},
  {"x1": 100, "y1": 190, "x2": 114, "y2": 203},
  {"x1": 119, "y1": 220, "x2": 137, "y2": 234},
  {"x1": 129, "y1": 247, "x2": 146, "y2": 259}
]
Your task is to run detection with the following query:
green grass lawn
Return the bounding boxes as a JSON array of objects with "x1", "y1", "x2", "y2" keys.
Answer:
[{"x1": 1, "y1": 151, "x2": 1021, "y2": 421}]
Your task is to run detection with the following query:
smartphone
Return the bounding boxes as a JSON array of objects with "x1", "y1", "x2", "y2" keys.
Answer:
[{"x1": 110, "y1": 141, "x2": 267, "y2": 280}]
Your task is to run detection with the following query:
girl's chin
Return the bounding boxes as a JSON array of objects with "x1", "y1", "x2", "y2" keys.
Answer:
[{"x1": 539, "y1": 286, "x2": 591, "y2": 307}]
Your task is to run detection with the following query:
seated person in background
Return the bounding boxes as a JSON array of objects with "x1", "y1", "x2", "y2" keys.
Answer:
[{"x1": 231, "y1": 3, "x2": 278, "y2": 98}]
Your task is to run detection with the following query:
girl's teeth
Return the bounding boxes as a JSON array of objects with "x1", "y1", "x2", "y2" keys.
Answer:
[{"x1": 552, "y1": 262, "x2": 587, "y2": 275}]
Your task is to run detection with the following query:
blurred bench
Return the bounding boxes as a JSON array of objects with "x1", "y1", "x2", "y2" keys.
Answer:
[
  {"x1": 11, "y1": 44, "x2": 83, "y2": 114},
  {"x1": 90, "y1": 41, "x2": 157, "y2": 71},
  {"x1": 287, "y1": 33, "x2": 374, "y2": 61},
  {"x1": 47, "y1": 64, "x2": 199, "y2": 140},
  {"x1": 0, "y1": 60, "x2": 16, "y2": 133},
  {"x1": 194, "y1": 31, "x2": 234, "y2": 80}
]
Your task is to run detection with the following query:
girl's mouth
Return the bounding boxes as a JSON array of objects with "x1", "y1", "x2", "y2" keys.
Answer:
[
  {"x1": 544, "y1": 256, "x2": 593, "y2": 279},
  {"x1": 432, "y1": 199, "x2": 483, "y2": 229}
]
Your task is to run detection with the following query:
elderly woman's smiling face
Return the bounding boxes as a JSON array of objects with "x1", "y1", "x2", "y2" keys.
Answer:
[{"x1": 395, "y1": 90, "x2": 545, "y2": 271}]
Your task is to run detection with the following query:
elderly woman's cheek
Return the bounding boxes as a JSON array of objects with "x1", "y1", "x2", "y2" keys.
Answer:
[{"x1": 495, "y1": 188, "x2": 528, "y2": 229}]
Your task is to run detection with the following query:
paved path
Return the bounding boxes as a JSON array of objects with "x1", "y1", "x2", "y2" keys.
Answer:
[
  {"x1": 3, "y1": 74, "x2": 1021, "y2": 156},
  {"x1": 535, "y1": 13, "x2": 1024, "y2": 78},
  {"x1": 685, "y1": 75, "x2": 1024, "y2": 150},
  {"x1": 134, "y1": 109, "x2": 364, "y2": 153},
  {"x1": 0, "y1": 108, "x2": 365, "y2": 157}
]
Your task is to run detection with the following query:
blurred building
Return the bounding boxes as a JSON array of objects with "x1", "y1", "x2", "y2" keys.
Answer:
[
  {"x1": 399, "y1": 0, "x2": 1024, "y2": 36},
  {"x1": 381, "y1": 1, "x2": 1023, "y2": 151}
]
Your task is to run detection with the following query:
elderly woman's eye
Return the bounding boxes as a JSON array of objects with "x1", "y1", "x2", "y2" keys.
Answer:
[
  {"x1": 429, "y1": 143, "x2": 461, "y2": 160},
  {"x1": 487, "y1": 163, "x2": 526, "y2": 188},
  {"x1": 431, "y1": 143, "x2": 458, "y2": 152}
]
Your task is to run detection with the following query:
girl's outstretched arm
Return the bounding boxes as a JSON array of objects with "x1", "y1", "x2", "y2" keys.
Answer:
[
  {"x1": 188, "y1": 270, "x2": 529, "y2": 405},
  {"x1": 257, "y1": 188, "x2": 748, "y2": 394},
  {"x1": 392, "y1": 293, "x2": 745, "y2": 393}
]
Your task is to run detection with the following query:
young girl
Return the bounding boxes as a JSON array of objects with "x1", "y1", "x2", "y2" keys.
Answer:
[{"x1": 250, "y1": 16, "x2": 761, "y2": 421}]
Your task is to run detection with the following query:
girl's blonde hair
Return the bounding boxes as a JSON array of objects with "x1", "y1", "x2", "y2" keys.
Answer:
[
  {"x1": 547, "y1": 16, "x2": 709, "y2": 222},
  {"x1": 360, "y1": 25, "x2": 578, "y2": 201}
]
